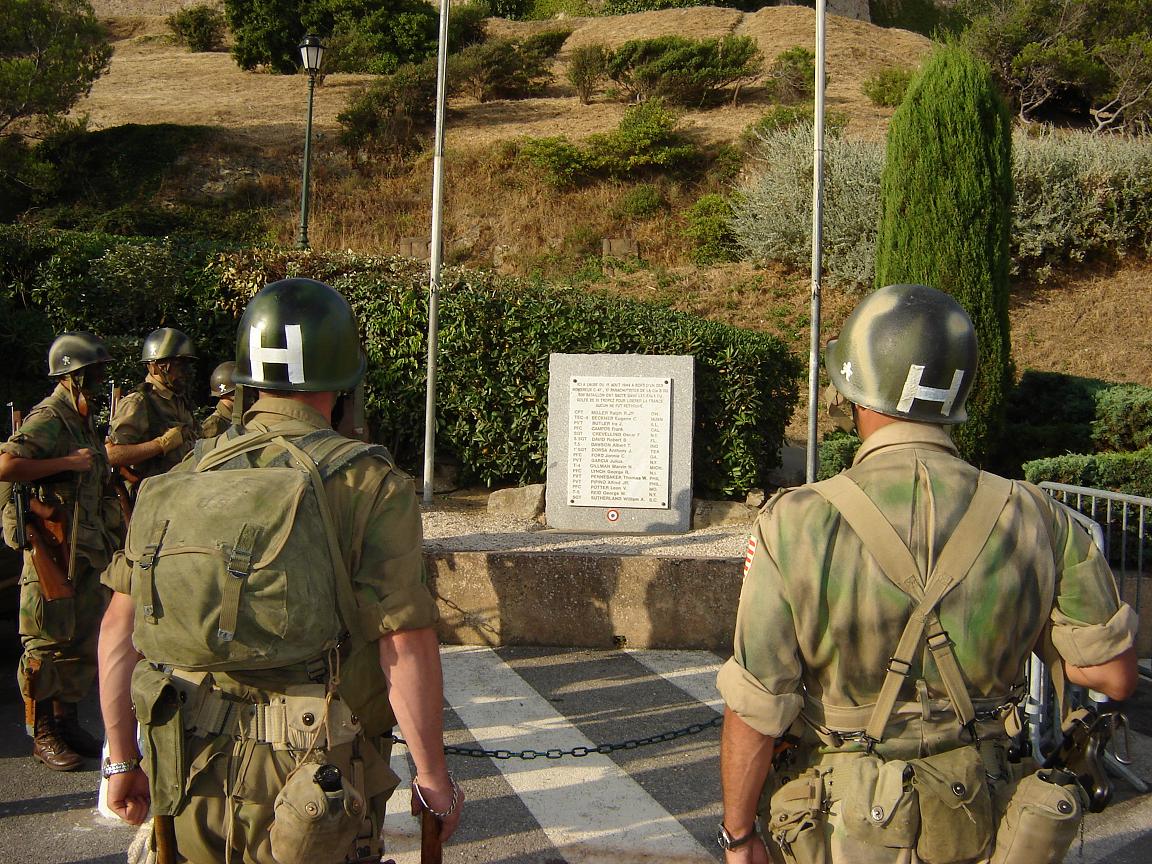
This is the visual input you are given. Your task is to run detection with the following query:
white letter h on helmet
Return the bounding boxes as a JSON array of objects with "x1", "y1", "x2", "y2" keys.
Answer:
[
  {"x1": 897, "y1": 365, "x2": 965, "y2": 415},
  {"x1": 249, "y1": 323, "x2": 305, "y2": 384}
]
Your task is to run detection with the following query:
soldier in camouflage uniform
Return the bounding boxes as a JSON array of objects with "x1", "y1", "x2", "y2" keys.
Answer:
[
  {"x1": 97, "y1": 279, "x2": 461, "y2": 862},
  {"x1": 106, "y1": 327, "x2": 200, "y2": 490},
  {"x1": 716, "y1": 285, "x2": 1138, "y2": 864},
  {"x1": 199, "y1": 360, "x2": 236, "y2": 438},
  {"x1": 0, "y1": 333, "x2": 124, "y2": 771}
]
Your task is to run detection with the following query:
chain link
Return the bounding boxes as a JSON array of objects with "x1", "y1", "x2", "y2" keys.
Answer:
[{"x1": 394, "y1": 713, "x2": 721, "y2": 760}]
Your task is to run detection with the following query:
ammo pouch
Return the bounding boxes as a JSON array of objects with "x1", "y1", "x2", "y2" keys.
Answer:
[
  {"x1": 767, "y1": 771, "x2": 827, "y2": 864},
  {"x1": 990, "y1": 769, "x2": 1086, "y2": 864},
  {"x1": 910, "y1": 745, "x2": 993, "y2": 864},
  {"x1": 837, "y1": 755, "x2": 919, "y2": 848},
  {"x1": 131, "y1": 661, "x2": 186, "y2": 816},
  {"x1": 269, "y1": 762, "x2": 366, "y2": 864}
]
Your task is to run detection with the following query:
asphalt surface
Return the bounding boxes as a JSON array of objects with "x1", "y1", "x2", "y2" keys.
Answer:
[{"x1": 1, "y1": 594, "x2": 1150, "y2": 863}]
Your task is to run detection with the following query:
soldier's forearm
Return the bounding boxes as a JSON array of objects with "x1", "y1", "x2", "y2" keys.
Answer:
[
  {"x1": 720, "y1": 706, "x2": 776, "y2": 836},
  {"x1": 106, "y1": 440, "x2": 162, "y2": 468},
  {"x1": 0, "y1": 452, "x2": 81, "y2": 482},
  {"x1": 378, "y1": 627, "x2": 449, "y2": 781},
  {"x1": 98, "y1": 592, "x2": 143, "y2": 762}
]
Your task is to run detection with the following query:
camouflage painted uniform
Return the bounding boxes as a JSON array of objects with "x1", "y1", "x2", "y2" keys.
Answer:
[
  {"x1": 107, "y1": 372, "x2": 198, "y2": 482},
  {"x1": 198, "y1": 402, "x2": 232, "y2": 439},
  {"x1": 718, "y1": 421, "x2": 1137, "y2": 862},
  {"x1": 1, "y1": 385, "x2": 123, "y2": 711},
  {"x1": 102, "y1": 396, "x2": 439, "y2": 863}
]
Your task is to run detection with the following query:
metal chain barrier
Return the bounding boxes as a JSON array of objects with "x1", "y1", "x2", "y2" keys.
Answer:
[{"x1": 394, "y1": 713, "x2": 722, "y2": 760}]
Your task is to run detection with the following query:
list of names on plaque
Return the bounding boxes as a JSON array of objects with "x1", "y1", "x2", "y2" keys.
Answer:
[{"x1": 567, "y1": 376, "x2": 672, "y2": 509}]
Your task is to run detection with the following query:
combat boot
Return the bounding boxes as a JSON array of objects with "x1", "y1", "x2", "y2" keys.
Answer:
[
  {"x1": 53, "y1": 701, "x2": 103, "y2": 759},
  {"x1": 32, "y1": 702, "x2": 83, "y2": 771}
]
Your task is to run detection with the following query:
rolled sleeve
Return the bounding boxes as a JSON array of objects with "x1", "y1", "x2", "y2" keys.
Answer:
[
  {"x1": 108, "y1": 393, "x2": 150, "y2": 445},
  {"x1": 344, "y1": 466, "x2": 439, "y2": 637},
  {"x1": 100, "y1": 550, "x2": 134, "y2": 595},
  {"x1": 2, "y1": 411, "x2": 61, "y2": 459},
  {"x1": 1051, "y1": 603, "x2": 1138, "y2": 668},
  {"x1": 717, "y1": 658, "x2": 804, "y2": 738}
]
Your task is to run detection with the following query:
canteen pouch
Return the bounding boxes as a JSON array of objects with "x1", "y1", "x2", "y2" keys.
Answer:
[
  {"x1": 911, "y1": 745, "x2": 993, "y2": 864},
  {"x1": 269, "y1": 762, "x2": 366, "y2": 864},
  {"x1": 989, "y1": 769, "x2": 1085, "y2": 864},
  {"x1": 24, "y1": 567, "x2": 76, "y2": 641},
  {"x1": 837, "y1": 755, "x2": 920, "y2": 848},
  {"x1": 767, "y1": 771, "x2": 827, "y2": 864},
  {"x1": 130, "y1": 662, "x2": 186, "y2": 816}
]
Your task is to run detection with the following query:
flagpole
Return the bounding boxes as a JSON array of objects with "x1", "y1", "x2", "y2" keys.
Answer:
[{"x1": 805, "y1": 1, "x2": 827, "y2": 484}]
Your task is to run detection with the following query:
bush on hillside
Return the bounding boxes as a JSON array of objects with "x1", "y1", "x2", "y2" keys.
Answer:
[
  {"x1": 765, "y1": 47, "x2": 816, "y2": 104},
  {"x1": 818, "y1": 430, "x2": 860, "y2": 480},
  {"x1": 168, "y1": 5, "x2": 227, "y2": 52},
  {"x1": 862, "y1": 66, "x2": 914, "y2": 107},
  {"x1": 614, "y1": 183, "x2": 666, "y2": 220},
  {"x1": 449, "y1": 38, "x2": 553, "y2": 102},
  {"x1": 520, "y1": 29, "x2": 572, "y2": 60},
  {"x1": 519, "y1": 101, "x2": 700, "y2": 188},
  {"x1": 568, "y1": 43, "x2": 610, "y2": 104},
  {"x1": 738, "y1": 105, "x2": 849, "y2": 150},
  {"x1": 447, "y1": 2, "x2": 489, "y2": 52},
  {"x1": 602, "y1": 0, "x2": 707, "y2": 13},
  {"x1": 732, "y1": 125, "x2": 885, "y2": 289},
  {"x1": 605, "y1": 35, "x2": 762, "y2": 107},
  {"x1": 338, "y1": 59, "x2": 438, "y2": 155},
  {"x1": 683, "y1": 194, "x2": 739, "y2": 264},
  {"x1": 526, "y1": 0, "x2": 593, "y2": 17},
  {"x1": 1093, "y1": 385, "x2": 1152, "y2": 453}
]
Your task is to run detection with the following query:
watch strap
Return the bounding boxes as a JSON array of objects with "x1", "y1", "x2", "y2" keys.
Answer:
[
  {"x1": 717, "y1": 819, "x2": 760, "y2": 850},
  {"x1": 102, "y1": 756, "x2": 141, "y2": 779}
]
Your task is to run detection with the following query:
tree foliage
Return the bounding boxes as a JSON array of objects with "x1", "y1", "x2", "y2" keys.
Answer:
[
  {"x1": 605, "y1": 35, "x2": 762, "y2": 107},
  {"x1": 873, "y1": 46, "x2": 1014, "y2": 464},
  {"x1": 224, "y1": 0, "x2": 439, "y2": 74},
  {"x1": 963, "y1": 0, "x2": 1152, "y2": 132},
  {"x1": 0, "y1": 0, "x2": 111, "y2": 136}
]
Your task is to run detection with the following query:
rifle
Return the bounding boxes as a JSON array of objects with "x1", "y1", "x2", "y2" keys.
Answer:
[
  {"x1": 1042, "y1": 704, "x2": 1128, "y2": 813},
  {"x1": 420, "y1": 809, "x2": 443, "y2": 864},
  {"x1": 108, "y1": 384, "x2": 134, "y2": 523},
  {"x1": 7, "y1": 403, "x2": 73, "y2": 600},
  {"x1": 153, "y1": 814, "x2": 178, "y2": 864}
]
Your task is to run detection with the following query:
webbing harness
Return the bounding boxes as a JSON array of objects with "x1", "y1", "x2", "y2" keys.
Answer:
[{"x1": 812, "y1": 470, "x2": 1013, "y2": 747}]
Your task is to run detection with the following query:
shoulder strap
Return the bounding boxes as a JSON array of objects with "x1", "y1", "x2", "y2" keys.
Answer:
[{"x1": 813, "y1": 471, "x2": 1013, "y2": 742}]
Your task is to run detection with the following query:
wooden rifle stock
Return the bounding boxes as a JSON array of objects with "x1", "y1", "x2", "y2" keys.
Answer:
[
  {"x1": 153, "y1": 814, "x2": 179, "y2": 864},
  {"x1": 25, "y1": 499, "x2": 73, "y2": 601},
  {"x1": 420, "y1": 808, "x2": 443, "y2": 864}
]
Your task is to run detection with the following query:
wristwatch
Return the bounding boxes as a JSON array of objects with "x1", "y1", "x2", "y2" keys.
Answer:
[
  {"x1": 716, "y1": 818, "x2": 760, "y2": 851},
  {"x1": 101, "y1": 756, "x2": 141, "y2": 779}
]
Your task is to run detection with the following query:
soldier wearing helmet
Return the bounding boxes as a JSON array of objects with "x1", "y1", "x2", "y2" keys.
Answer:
[
  {"x1": 200, "y1": 360, "x2": 236, "y2": 438},
  {"x1": 106, "y1": 327, "x2": 200, "y2": 489},
  {"x1": 98, "y1": 279, "x2": 460, "y2": 862},
  {"x1": 716, "y1": 285, "x2": 1136, "y2": 864},
  {"x1": 0, "y1": 333, "x2": 124, "y2": 771}
]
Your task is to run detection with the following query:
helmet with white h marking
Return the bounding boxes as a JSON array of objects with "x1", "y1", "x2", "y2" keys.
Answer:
[
  {"x1": 232, "y1": 278, "x2": 366, "y2": 392},
  {"x1": 825, "y1": 284, "x2": 977, "y2": 425}
]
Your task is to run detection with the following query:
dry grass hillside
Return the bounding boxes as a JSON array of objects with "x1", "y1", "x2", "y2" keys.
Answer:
[{"x1": 75, "y1": 3, "x2": 1152, "y2": 434}]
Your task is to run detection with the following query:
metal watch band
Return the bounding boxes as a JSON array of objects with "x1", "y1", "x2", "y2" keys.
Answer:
[
  {"x1": 101, "y1": 757, "x2": 141, "y2": 779},
  {"x1": 716, "y1": 819, "x2": 759, "y2": 850}
]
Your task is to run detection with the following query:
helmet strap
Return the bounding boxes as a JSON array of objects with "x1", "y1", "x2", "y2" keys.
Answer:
[{"x1": 61, "y1": 376, "x2": 90, "y2": 418}]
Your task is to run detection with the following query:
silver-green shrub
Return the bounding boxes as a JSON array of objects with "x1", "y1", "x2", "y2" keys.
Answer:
[
  {"x1": 731, "y1": 127, "x2": 1152, "y2": 289},
  {"x1": 730, "y1": 124, "x2": 883, "y2": 290}
]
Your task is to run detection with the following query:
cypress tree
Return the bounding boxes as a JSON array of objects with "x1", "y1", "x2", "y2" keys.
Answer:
[{"x1": 873, "y1": 45, "x2": 1013, "y2": 464}]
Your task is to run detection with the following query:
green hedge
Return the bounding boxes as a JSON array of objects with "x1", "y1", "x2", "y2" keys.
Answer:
[
  {"x1": 817, "y1": 430, "x2": 860, "y2": 480},
  {"x1": 1022, "y1": 449, "x2": 1152, "y2": 498},
  {"x1": 1093, "y1": 385, "x2": 1152, "y2": 453},
  {"x1": 1, "y1": 228, "x2": 800, "y2": 497}
]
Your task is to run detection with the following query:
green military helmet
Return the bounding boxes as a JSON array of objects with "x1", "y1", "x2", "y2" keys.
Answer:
[
  {"x1": 825, "y1": 284, "x2": 978, "y2": 425},
  {"x1": 47, "y1": 332, "x2": 112, "y2": 377},
  {"x1": 141, "y1": 328, "x2": 198, "y2": 363},
  {"x1": 232, "y1": 278, "x2": 365, "y2": 392},
  {"x1": 210, "y1": 360, "x2": 236, "y2": 398}
]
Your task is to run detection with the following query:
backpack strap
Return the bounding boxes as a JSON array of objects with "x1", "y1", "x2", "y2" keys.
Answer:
[{"x1": 813, "y1": 471, "x2": 1013, "y2": 744}]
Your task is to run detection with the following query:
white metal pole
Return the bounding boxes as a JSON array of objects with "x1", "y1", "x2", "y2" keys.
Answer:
[
  {"x1": 805, "y1": 1, "x2": 827, "y2": 484},
  {"x1": 422, "y1": 0, "x2": 451, "y2": 504}
]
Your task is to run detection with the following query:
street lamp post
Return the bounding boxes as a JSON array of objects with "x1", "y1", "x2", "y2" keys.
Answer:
[{"x1": 297, "y1": 34, "x2": 325, "y2": 250}]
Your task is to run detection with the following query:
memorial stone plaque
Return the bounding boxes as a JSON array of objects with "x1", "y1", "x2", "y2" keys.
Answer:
[{"x1": 547, "y1": 354, "x2": 694, "y2": 533}]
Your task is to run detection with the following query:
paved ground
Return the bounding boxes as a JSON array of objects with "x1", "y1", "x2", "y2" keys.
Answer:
[{"x1": 1, "y1": 609, "x2": 1150, "y2": 864}]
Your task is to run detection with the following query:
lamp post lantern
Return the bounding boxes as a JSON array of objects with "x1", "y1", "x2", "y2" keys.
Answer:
[{"x1": 297, "y1": 34, "x2": 325, "y2": 250}]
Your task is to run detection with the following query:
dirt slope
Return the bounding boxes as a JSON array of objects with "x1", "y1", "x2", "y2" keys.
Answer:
[{"x1": 77, "y1": 3, "x2": 1152, "y2": 400}]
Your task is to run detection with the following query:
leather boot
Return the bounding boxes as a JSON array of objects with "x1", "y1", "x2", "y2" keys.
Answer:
[
  {"x1": 32, "y1": 702, "x2": 83, "y2": 771},
  {"x1": 53, "y1": 701, "x2": 103, "y2": 759}
]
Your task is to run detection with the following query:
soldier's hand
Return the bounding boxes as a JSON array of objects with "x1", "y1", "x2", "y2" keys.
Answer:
[
  {"x1": 725, "y1": 837, "x2": 770, "y2": 864},
  {"x1": 108, "y1": 767, "x2": 151, "y2": 825},
  {"x1": 154, "y1": 426, "x2": 185, "y2": 455},
  {"x1": 411, "y1": 773, "x2": 464, "y2": 841},
  {"x1": 67, "y1": 448, "x2": 95, "y2": 472}
]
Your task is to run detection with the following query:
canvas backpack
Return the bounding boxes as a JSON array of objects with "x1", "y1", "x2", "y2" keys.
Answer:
[{"x1": 126, "y1": 425, "x2": 391, "y2": 672}]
